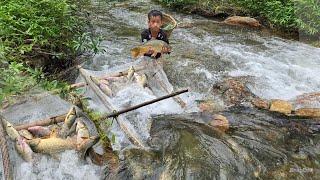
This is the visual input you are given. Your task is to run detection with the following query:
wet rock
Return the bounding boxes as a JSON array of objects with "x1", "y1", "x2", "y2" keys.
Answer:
[
  {"x1": 292, "y1": 92, "x2": 320, "y2": 109},
  {"x1": 294, "y1": 108, "x2": 320, "y2": 118},
  {"x1": 211, "y1": 76, "x2": 256, "y2": 107},
  {"x1": 252, "y1": 98, "x2": 270, "y2": 110},
  {"x1": 269, "y1": 99, "x2": 292, "y2": 115},
  {"x1": 177, "y1": 22, "x2": 193, "y2": 28},
  {"x1": 224, "y1": 16, "x2": 261, "y2": 28},
  {"x1": 198, "y1": 100, "x2": 217, "y2": 113},
  {"x1": 208, "y1": 114, "x2": 229, "y2": 133}
]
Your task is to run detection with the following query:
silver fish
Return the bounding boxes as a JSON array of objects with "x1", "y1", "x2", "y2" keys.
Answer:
[
  {"x1": 19, "y1": 129, "x2": 34, "y2": 140},
  {"x1": 135, "y1": 73, "x2": 148, "y2": 88},
  {"x1": 28, "y1": 126, "x2": 51, "y2": 138},
  {"x1": 99, "y1": 83, "x2": 113, "y2": 97},
  {"x1": 2, "y1": 119, "x2": 20, "y2": 141},
  {"x1": 76, "y1": 120, "x2": 90, "y2": 148},
  {"x1": 127, "y1": 66, "x2": 135, "y2": 81},
  {"x1": 15, "y1": 136, "x2": 33, "y2": 162},
  {"x1": 60, "y1": 106, "x2": 77, "y2": 138}
]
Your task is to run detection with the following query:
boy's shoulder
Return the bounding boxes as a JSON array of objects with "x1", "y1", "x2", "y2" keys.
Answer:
[{"x1": 141, "y1": 29, "x2": 150, "y2": 35}]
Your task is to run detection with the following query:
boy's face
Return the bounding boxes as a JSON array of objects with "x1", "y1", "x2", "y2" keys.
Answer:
[{"x1": 148, "y1": 15, "x2": 162, "y2": 32}]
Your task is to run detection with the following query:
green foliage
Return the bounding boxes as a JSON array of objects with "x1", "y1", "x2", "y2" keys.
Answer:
[
  {"x1": 0, "y1": 61, "x2": 69, "y2": 106},
  {"x1": 0, "y1": 62, "x2": 36, "y2": 103},
  {"x1": 0, "y1": 0, "x2": 103, "y2": 107},
  {"x1": 85, "y1": 107, "x2": 114, "y2": 146},
  {"x1": 293, "y1": 0, "x2": 320, "y2": 35},
  {"x1": 0, "y1": 0, "x2": 101, "y2": 64},
  {"x1": 157, "y1": 0, "x2": 320, "y2": 35},
  {"x1": 231, "y1": 0, "x2": 320, "y2": 35},
  {"x1": 158, "y1": 0, "x2": 198, "y2": 7}
]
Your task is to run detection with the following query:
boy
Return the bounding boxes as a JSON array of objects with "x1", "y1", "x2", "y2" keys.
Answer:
[{"x1": 141, "y1": 10, "x2": 171, "y2": 59}]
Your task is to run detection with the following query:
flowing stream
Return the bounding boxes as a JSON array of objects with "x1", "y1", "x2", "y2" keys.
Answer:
[
  {"x1": 1, "y1": 0, "x2": 319, "y2": 179},
  {"x1": 81, "y1": 0, "x2": 320, "y2": 179}
]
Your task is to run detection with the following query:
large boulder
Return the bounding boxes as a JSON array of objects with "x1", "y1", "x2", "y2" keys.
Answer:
[
  {"x1": 224, "y1": 16, "x2": 261, "y2": 28},
  {"x1": 269, "y1": 100, "x2": 292, "y2": 115}
]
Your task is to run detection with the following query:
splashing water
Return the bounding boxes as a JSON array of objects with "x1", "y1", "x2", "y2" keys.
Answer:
[
  {"x1": 73, "y1": 0, "x2": 320, "y2": 179},
  {"x1": 16, "y1": 151, "x2": 101, "y2": 180}
]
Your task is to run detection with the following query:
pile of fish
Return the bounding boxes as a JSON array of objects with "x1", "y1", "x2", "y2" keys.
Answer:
[
  {"x1": 2, "y1": 106, "x2": 100, "y2": 163},
  {"x1": 127, "y1": 66, "x2": 149, "y2": 88},
  {"x1": 91, "y1": 66, "x2": 150, "y2": 98}
]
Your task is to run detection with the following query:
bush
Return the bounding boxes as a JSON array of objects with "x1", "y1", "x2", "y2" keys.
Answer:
[
  {"x1": 232, "y1": 0, "x2": 320, "y2": 35},
  {"x1": 0, "y1": 0, "x2": 94, "y2": 68},
  {"x1": 0, "y1": 61, "x2": 70, "y2": 106},
  {"x1": 293, "y1": 0, "x2": 320, "y2": 35},
  {"x1": 157, "y1": 0, "x2": 320, "y2": 35},
  {"x1": 0, "y1": 0, "x2": 92, "y2": 106}
]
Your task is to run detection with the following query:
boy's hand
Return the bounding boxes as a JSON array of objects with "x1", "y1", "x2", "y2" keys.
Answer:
[
  {"x1": 146, "y1": 47, "x2": 154, "y2": 55},
  {"x1": 161, "y1": 46, "x2": 171, "y2": 54}
]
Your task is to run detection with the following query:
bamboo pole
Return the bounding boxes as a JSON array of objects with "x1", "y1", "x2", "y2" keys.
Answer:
[
  {"x1": 151, "y1": 61, "x2": 187, "y2": 108},
  {"x1": 14, "y1": 114, "x2": 66, "y2": 131},
  {"x1": 102, "y1": 89, "x2": 188, "y2": 119},
  {"x1": 78, "y1": 67, "x2": 147, "y2": 148},
  {"x1": 71, "y1": 65, "x2": 145, "y2": 89},
  {"x1": 78, "y1": 68, "x2": 114, "y2": 111}
]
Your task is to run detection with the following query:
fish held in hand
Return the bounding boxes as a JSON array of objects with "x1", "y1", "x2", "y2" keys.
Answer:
[{"x1": 130, "y1": 40, "x2": 171, "y2": 58}]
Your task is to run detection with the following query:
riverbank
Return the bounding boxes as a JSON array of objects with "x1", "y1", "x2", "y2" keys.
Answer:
[{"x1": 155, "y1": 0, "x2": 320, "y2": 47}]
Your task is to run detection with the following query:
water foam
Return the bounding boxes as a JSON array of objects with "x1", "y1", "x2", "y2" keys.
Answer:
[{"x1": 16, "y1": 151, "x2": 101, "y2": 180}]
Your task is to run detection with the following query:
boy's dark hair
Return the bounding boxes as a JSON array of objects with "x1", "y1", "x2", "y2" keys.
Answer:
[{"x1": 148, "y1": 10, "x2": 162, "y2": 20}]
